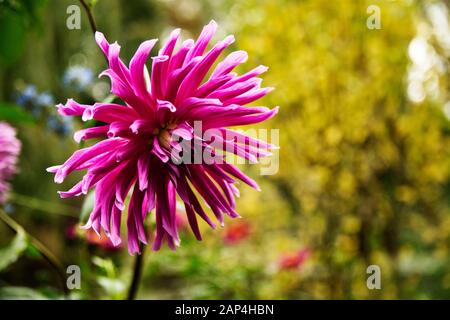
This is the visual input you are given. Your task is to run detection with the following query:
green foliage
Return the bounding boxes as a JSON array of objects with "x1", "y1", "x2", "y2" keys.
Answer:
[
  {"x1": 0, "y1": 286, "x2": 47, "y2": 299},
  {"x1": 0, "y1": 0, "x2": 47, "y2": 66},
  {"x1": 92, "y1": 256, "x2": 127, "y2": 299},
  {"x1": 0, "y1": 102, "x2": 35, "y2": 123},
  {"x1": 0, "y1": 228, "x2": 28, "y2": 272},
  {"x1": 224, "y1": 0, "x2": 450, "y2": 298},
  {"x1": 0, "y1": 10, "x2": 26, "y2": 66}
]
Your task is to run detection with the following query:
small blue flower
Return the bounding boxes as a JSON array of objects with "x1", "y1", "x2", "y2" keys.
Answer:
[
  {"x1": 63, "y1": 66, "x2": 94, "y2": 91},
  {"x1": 16, "y1": 85, "x2": 37, "y2": 106},
  {"x1": 22, "y1": 85, "x2": 37, "y2": 99},
  {"x1": 47, "y1": 114, "x2": 74, "y2": 136},
  {"x1": 36, "y1": 92, "x2": 55, "y2": 106}
]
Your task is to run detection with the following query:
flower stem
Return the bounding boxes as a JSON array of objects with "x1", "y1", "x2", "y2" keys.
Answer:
[
  {"x1": 79, "y1": 0, "x2": 98, "y2": 35},
  {"x1": 0, "y1": 209, "x2": 69, "y2": 296},
  {"x1": 10, "y1": 193, "x2": 79, "y2": 217},
  {"x1": 127, "y1": 245, "x2": 146, "y2": 300}
]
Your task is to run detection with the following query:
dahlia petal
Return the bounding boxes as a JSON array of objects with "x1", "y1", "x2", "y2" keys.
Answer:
[
  {"x1": 207, "y1": 133, "x2": 258, "y2": 163},
  {"x1": 144, "y1": 168, "x2": 156, "y2": 213},
  {"x1": 171, "y1": 123, "x2": 194, "y2": 140},
  {"x1": 152, "y1": 204, "x2": 164, "y2": 251},
  {"x1": 110, "y1": 206, "x2": 122, "y2": 246},
  {"x1": 177, "y1": 175, "x2": 216, "y2": 229},
  {"x1": 107, "y1": 121, "x2": 132, "y2": 138},
  {"x1": 158, "y1": 29, "x2": 180, "y2": 90},
  {"x1": 220, "y1": 128, "x2": 277, "y2": 150},
  {"x1": 205, "y1": 166, "x2": 238, "y2": 211},
  {"x1": 114, "y1": 162, "x2": 136, "y2": 211},
  {"x1": 179, "y1": 97, "x2": 222, "y2": 109},
  {"x1": 168, "y1": 39, "x2": 194, "y2": 73},
  {"x1": 220, "y1": 162, "x2": 261, "y2": 191},
  {"x1": 184, "y1": 203, "x2": 202, "y2": 240},
  {"x1": 80, "y1": 216, "x2": 93, "y2": 230},
  {"x1": 127, "y1": 216, "x2": 141, "y2": 255},
  {"x1": 130, "y1": 119, "x2": 154, "y2": 135},
  {"x1": 81, "y1": 172, "x2": 104, "y2": 194},
  {"x1": 176, "y1": 97, "x2": 222, "y2": 119},
  {"x1": 96, "y1": 168, "x2": 123, "y2": 234},
  {"x1": 230, "y1": 184, "x2": 240, "y2": 197},
  {"x1": 116, "y1": 141, "x2": 144, "y2": 163},
  {"x1": 91, "y1": 216, "x2": 102, "y2": 236},
  {"x1": 186, "y1": 166, "x2": 226, "y2": 224},
  {"x1": 129, "y1": 185, "x2": 148, "y2": 245},
  {"x1": 196, "y1": 74, "x2": 234, "y2": 97},
  {"x1": 151, "y1": 136, "x2": 170, "y2": 163},
  {"x1": 160, "y1": 28, "x2": 180, "y2": 56},
  {"x1": 58, "y1": 181, "x2": 83, "y2": 198},
  {"x1": 178, "y1": 104, "x2": 241, "y2": 121},
  {"x1": 203, "y1": 163, "x2": 235, "y2": 184},
  {"x1": 89, "y1": 153, "x2": 121, "y2": 175},
  {"x1": 208, "y1": 78, "x2": 262, "y2": 101},
  {"x1": 98, "y1": 70, "x2": 144, "y2": 110},
  {"x1": 156, "y1": 99, "x2": 176, "y2": 126},
  {"x1": 195, "y1": 166, "x2": 237, "y2": 216},
  {"x1": 176, "y1": 35, "x2": 235, "y2": 104},
  {"x1": 107, "y1": 42, "x2": 133, "y2": 86},
  {"x1": 83, "y1": 103, "x2": 139, "y2": 123},
  {"x1": 223, "y1": 65, "x2": 269, "y2": 88},
  {"x1": 151, "y1": 55, "x2": 169, "y2": 100},
  {"x1": 57, "y1": 99, "x2": 90, "y2": 116},
  {"x1": 157, "y1": 99, "x2": 176, "y2": 112},
  {"x1": 95, "y1": 31, "x2": 110, "y2": 56},
  {"x1": 137, "y1": 154, "x2": 150, "y2": 191},
  {"x1": 161, "y1": 181, "x2": 179, "y2": 242},
  {"x1": 202, "y1": 106, "x2": 279, "y2": 129},
  {"x1": 96, "y1": 32, "x2": 133, "y2": 85},
  {"x1": 100, "y1": 194, "x2": 114, "y2": 235},
  {"x1": 166, "y1": 56, "x2": 202, "y2": 101},
  {"x1": 46, "y1": 165, "x2": 61, "y2": 173},
  {"x1": 54, "y1": 139, "x2": 126, "y2": 183},
  {"x1": 74, "y1": 125, "x2": 109, "y2": 143},
  {"x1": 129, "y1": 39, "x2": 158, "y2": 101},
  {"x1": 153, "y1": 177, "x2": 179, "y2": 250},
  {"x1": 223, "y1": 87, "x2": 274, "y2": 106},
  {"x1": 211, "y1": 50, "x2": 248, "y2": 78},
  {"x1": 185, "y1": 20, "x2": 217, "y2": 63}
]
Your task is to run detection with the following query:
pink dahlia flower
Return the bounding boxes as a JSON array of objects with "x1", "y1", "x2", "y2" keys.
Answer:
[
  {"x1": 0, "y1": 122, "x2": 21, "y2": 205},
  {"x1": 48, "y1": 21, "x2": 278, "y2": 254}
]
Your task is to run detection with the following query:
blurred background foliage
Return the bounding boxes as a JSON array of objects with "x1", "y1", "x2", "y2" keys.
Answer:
[{"x1": 1, "y1": 0, "x2": 450, "y2": 299}]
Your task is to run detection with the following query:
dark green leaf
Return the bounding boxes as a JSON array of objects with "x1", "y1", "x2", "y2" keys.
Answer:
[
  {"x1": 0, "y1": 228, "x2": 28, "y2": 272},
  {"x1": 0, "y1": 102, "x2": 35, "y2": 123}
]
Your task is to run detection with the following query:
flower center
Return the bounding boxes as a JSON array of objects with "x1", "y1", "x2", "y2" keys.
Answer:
[{"x1": 157, "y1": 123, "x2": 177, "y2": 149}]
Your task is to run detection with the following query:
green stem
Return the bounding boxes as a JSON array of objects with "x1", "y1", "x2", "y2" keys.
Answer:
[
  {"x1": 79, "y1": 0, "x2": 98, "y2": 35},
  {"x1": 127, "y1": 245, "x2": 146, "y2": 300},
  {"x1": 0, "y1": 209, "x2": 69, "y2": 296},
  {"x1": 10, "y1": 193, "x2": 79, "y2": 217}
]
